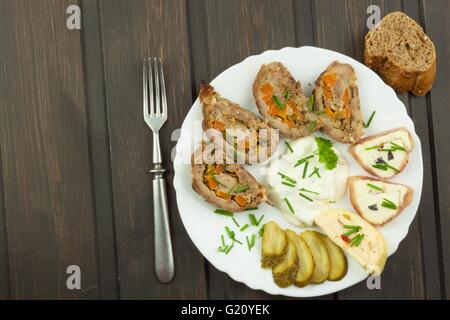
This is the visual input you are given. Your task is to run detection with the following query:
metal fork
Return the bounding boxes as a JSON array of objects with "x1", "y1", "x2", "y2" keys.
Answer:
[{"x1": 143, "y1": 57, "x2": 174, "y2": 283}]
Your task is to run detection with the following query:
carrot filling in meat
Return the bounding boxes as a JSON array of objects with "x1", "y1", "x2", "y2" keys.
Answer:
[
  {"x1": 321, "y1": 74, "x2": 351, "y2": 120},
  {"x1": 203, "y1": 165, "x2": 252, "y2": 206},
  {"x1": 213, "y1": 120, "x2": 226, "y2": 131},
  {"x1": 260, "y1": 83, "x2": 303, "y2": 127},
  {"x1": 215, "y1": 190, "x2": 231, "y2": 200},
  {"x1": 235, "y1": 194, "x2": 248, "y2": 207},
  {"x1": 205, "y1": 175, "x2": 218, "y2": 189}
]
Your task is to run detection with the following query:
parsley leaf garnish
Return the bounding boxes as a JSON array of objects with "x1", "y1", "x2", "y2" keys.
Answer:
[{"x1": 315, "y1": 137, "x2": 338, "y2": 170}]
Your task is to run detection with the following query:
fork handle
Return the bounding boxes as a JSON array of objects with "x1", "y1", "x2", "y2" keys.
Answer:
[{"x1": 151, "y1": 164, "x2": 174, "y2": 283}]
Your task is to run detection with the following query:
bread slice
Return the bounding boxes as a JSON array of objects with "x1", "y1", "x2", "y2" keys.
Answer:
[
  {"x1": 314, "y1": 209, "x2": 387, "y2": 275},
  {"x1": 348, "y1": 176, "x2": 413, "y2": 226},
  {"x1": 349, "y1": 127, "x2": 414, "y2": 179},
  {"x1": 364, "y1": 11, "x2": 436, "y2": 96},
  {"x1": 313, "y1": 61, "x2": 364, "y2": 144},
  {"x1": 253, "y1": 62, "x2": 320, "y2": 139},
  {"x1": 199, "y1": 82, "x2": 278, "y2": 164}
]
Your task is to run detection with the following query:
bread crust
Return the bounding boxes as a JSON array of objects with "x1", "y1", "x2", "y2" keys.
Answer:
[
  {"x1": 347, "y1": 176, "x2": 414, "y2": 226},
  {"x1": 364, "y1": 12, "x2": 436, "y2": 96},
  {"x1": 348, "y1": 127, "x2": 414, "y2": 179}
]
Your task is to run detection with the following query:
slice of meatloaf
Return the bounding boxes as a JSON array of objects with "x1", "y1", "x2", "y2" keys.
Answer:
[
  {"x1": 313, "y1": 61, "x2": 364, "y2": 144},
  {"x1": 191, "y1": 142, "x2": 268, "y2": 212},
  {"x1": 200, "y1": 82, "x2": 279, "y2": 164},
  {"x1": 253, "y1": 62, "x2": 320, "y2": 139}
]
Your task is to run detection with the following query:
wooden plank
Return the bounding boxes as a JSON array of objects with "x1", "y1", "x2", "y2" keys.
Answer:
[
  {"x1": 0, "y1": 148, "x2": 10, "y2": 298},
  {"x1": 421, "y1": 0, "x2": 450, "y2": 299},
  {"x1": 313, "y1": 0, "x2": 427, "y2": 299},
  {"x1": 0, "y1": 0, "x2": 98, "y2": 298},
  {"x1": 293, "y1": 0, "x2": 315, "y2": 46},
  {"x1": 188, "y1": 0, "x2": 332, "y2": 299},
  {"x1": 98, "y1": 0, "x2": 207, "y2": 299},
  {"x1": 400, "y1": 0, "x2": 442, "y2": 300},
  {"x1": 80, "y1": 0, "x2": 120, "y2": 299},
  {"x1": 203, "y1": 0, "x2": 297, "y2": 79}
]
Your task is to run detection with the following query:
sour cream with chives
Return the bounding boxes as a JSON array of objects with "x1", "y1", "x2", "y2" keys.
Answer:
[{"x1": 265, "y1": 136, "x2": 348, "y2": 227}]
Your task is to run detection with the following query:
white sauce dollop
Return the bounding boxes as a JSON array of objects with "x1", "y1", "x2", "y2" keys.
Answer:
[{"x1": 265, "y1": 136, "x2": 349, "y2": 227}]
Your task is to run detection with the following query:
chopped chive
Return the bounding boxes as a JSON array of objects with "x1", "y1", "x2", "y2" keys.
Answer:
[
  {"x1": 294, "y1": 155, "x2": 314, "y2": 167},
  {"x1": 221, "y1": 235, "x2": 225, "y2": 247},
  {"x1": 372, "y1": 163, "x2": 388, "y2": 171},
  {"x1": 225, "y1": 226, "x2": 242, "y2": 245},
  {"x1": 213, "y1": 175, "x2": 226, "y2": 187},
  {"x1": 282, "y1": 181, "x2": 296, "y2": 188},
  {"x1": 277, "y1": 172, "x2": 297, "y2": 184},
  {"x1": 308, "y1": 167, "x2": 321, "y2": 178},
  {"x1": 350, "y1": 234, "x2": 365, "y2": 247},
  {"x1": 240, "y1": 224, "x2": 249, "y2": 232},
  {"x1": 250, "y1": 234, "x2": 256, "y2": 247},
  {"x1": 299, "y1": 188, "x2": 319, "y2": 195},
  {"x1": 234, "y1": 184, "x2": 249, "y2": 193},
  {"x1": 246, "y1": 236, "x2": 252, "y2": 251},
  {"x1": 229, "y1": 184, "x2": 249, "y2": 194},
  {"x1": 232, "y1": 238, "x2": 242, "y2": 245},
  {"x1": 372, "y1": 161, "x2": 400, "y2": 172},
  {"x1": 365, "y1": 145, "x2": 380, "y2": 150},
  {"x1": 367, "y1": 183, "x2": 383, "y2": 191},
  {"x1": 391, "y1": 142, "x2": 406, "y2": 151},
  {"x1": 225, "y1": 243, "x2": 234, "y2": 254},
  {"x1": 344, "y1": 224, "x2": 361, "y2": 230},
  {"x1": 228, "y1": 183, "x2": 238, "y2": 194},
  {"x1": 299, "y1": 192, "x2": 314, "y2": 202},
  {"x1": 232, "y1": 217, "x2": 240, "y2": 228},
  {"x1": 302, "y1": 161, "x2": 309, "y2": 179},
  {"x1": 308, "y1": 95, "x2": 314, "y2": 112},
  {"x1": 258, "y1": 225, "x2": 265, "y2": 238},
  {"x1": 363, "y1": 110, "x2": 376, "y2": 128},
  {"x1": 214, "y1": 209, "x2": 234, "y2": 217},
  {"x1": 244, "y1": 207, "x2": 258, "y2": 211},
  {"x1": 225, "y1": 226, "x2": 234, "y2": 239},
  {"x1": 256, "y1": 214, "x2": 265, "y2": 226},
  {"x1": 308, "y1": 120, "x2": 317, "y2": 132},
  {"x1": 285, "y1": 141, "x2": 294, "y2": 153},
  {"x1": 381, "y1": 198, "x2": 397, "y2": 210},
  {"x1": 249, "y1": 213, "x2": 258, "y2": 226},
  {"x1": 344, "y1": 228, "x2": 359, "y2": 237},
  {"x1": 284, "y1": 197, "x2": 295, "y2": 214},
  {"x1": 273, "y1": 95, "x2": 284, "y2": 110},
  {"x1": 284, "y1": 90, "x2": 291, "y2": 103}
]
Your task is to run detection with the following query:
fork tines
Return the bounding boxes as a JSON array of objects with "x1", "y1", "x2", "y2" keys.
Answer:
[{"x1": 143, "y1": 57, "x2": 168, "y2": 118}]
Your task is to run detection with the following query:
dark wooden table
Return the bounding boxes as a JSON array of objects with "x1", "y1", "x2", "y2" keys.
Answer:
[{"x1": 0, "y1": 0, "x2": 448, "y2": 300}]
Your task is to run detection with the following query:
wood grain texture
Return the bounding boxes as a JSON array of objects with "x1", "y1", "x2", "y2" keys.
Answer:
[
  {"x1": 0, "y1": 140, "x2": 10, "y2": 299},
  {"x1": 293, "y1": 0, "x2": 315, "y2": 46},
  {"x1": 97, "y1": 0, "x2": 207, "y2": 299},
  {"x1": 313, "y1": 0, "x2": 432, "y2": 299},
  {"x1": 0, "y1": 0, "x2": 447, "y2": 300},
  {"x1": 421, "y1": 0, "x2": 450, "y2": 299},
  {"x1": 401, "y1": 0, "x2": 442, "y2": 300},
  {"x1": 0, "y1": 0, "x2": 98, "y2": 299},
  {"x1": 80, "y1": 0, "x2": 120, "y2": 299}
]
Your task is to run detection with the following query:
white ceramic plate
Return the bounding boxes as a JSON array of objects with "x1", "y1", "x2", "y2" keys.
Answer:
[{"x1": 173, "y1": 46, "x2": 423, "y2": 297}]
